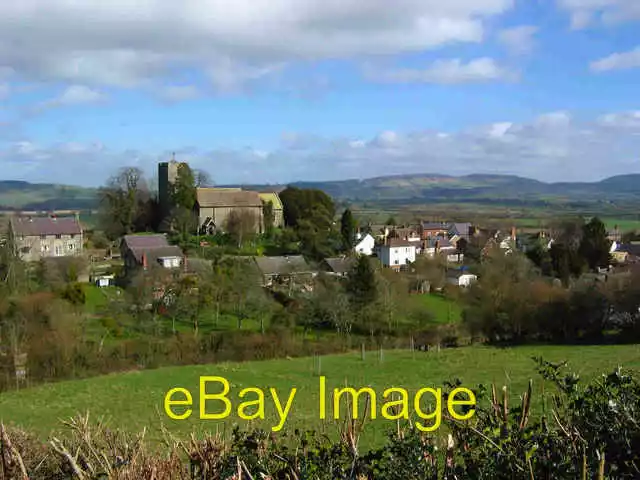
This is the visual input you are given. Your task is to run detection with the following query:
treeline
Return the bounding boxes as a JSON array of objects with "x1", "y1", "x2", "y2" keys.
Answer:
[
  {"x1": 3, "y1": 359, "x2": 639, "y2": 479},
  {"x1": 463, "y1": 243, "x2": 640, "y2": 344}
]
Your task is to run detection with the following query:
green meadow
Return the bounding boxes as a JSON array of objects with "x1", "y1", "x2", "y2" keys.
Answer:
[{"x1": 2, "y1": 344, "x2": 639, "y2": 449}]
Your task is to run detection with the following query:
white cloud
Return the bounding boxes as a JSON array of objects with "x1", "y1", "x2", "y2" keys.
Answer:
[
  {"x1": 155, "y1": 85, "x2": 201, "y2": 102},
  {"x1": 0, "y1": 0, "x2": 514, "y2": 91},
  {"x1": 590, "y1": 47, "x2": 640, "y2": 72},
  {"x1": 366, "y1": 57, "x2": 515, "y2": 84},
  {"x1": 497, "y1": 25, "x2": 537, "y2": 54},
  {"x1": 557, "y1": 0, "x2": 640, "y2": 28},
  {"x1": 54, "y1": 85, "x2": 106, "y2": 105},
  {"x1": 4, "y1": 110, "x2": 640, "y2": 185}
]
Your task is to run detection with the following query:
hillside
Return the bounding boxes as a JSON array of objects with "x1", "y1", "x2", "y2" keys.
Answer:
[
  {"x1": 231, "y1": 173, "x2": 640, "y2": 206},
  {"x1": 1, "y1": 173, "x2": 640, "y2": 211},
  {"x1": 0, "y1": 180, "x2": 98, "y2": 211},
  {"x1": 2, "y1": 345, "x2": 639, "y2": 446}
]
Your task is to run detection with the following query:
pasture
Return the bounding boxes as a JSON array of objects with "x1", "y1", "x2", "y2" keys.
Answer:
[{"x1": 1, "y1": 344, "x2": 639, "y2": 449}]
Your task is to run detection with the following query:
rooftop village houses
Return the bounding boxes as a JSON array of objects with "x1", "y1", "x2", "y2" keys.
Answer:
[{"x1": 9, "y1": 215, "x2": 83, "y2": 262}]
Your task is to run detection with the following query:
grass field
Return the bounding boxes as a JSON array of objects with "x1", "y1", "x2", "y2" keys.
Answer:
[
  {"x1": 407, "y1": 294, "x2": 462, "y2": 324},
  {"x1": 2, "y1": 344, "x2": 639, "y2": 448}
]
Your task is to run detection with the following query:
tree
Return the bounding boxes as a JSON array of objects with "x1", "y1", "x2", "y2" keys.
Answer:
[
  {"x1": 225, "y1": 209, "x2": 258, "y2": 248},
  {"x1": 578, "y1": 217, "x2": 611, "y2": 270},
  {"x1": 385, "y1": 216, "x2": 397, "y2": 226},
  {"x1": 168, "y1": 206, "x2": 198, "y2": 247},
  {"x1": 340, "y1": 208, "x2": 357, "y2": 252},
  {"x1": 171, "y1": 162, "x2": 197, "y2": 211},
  {"x1": 279, "y1": 186, "x2": 335, "y2": 229},
  {"x1": 262, "y1": 200, "x2": 275, "y2": 238},
  {"x1": 98, "y1": 167, "x2": 149, "y2": 240},
  {"x1": 345, "y1": 255, "x2": 378, "y2": 309}
]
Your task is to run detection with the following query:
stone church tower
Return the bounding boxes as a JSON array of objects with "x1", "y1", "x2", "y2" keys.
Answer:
[{"x1": 158, "y1": 155, "x2": 179, "y2": 218}]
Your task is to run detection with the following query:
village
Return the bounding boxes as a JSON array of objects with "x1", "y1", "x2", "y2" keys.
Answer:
[{"x1": 3, "y1": 159, "x2": 639, "y2": 298}]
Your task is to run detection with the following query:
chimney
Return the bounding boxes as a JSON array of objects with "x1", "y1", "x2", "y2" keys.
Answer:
[{"x1": 142, "y1": 252, "x2": 148, "y2": 270}]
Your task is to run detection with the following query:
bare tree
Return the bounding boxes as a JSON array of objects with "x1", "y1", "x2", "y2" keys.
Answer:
[
  {"x1": 225, "y1": 209, "x2": 258, "y2": 248},
  {"x1": 98, "y1": 167, "x2": 150, "y2": 239}
]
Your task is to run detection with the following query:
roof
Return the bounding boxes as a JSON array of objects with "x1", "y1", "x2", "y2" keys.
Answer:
[
  {"x1": 382, "y1": 238, "x2": 416, "y2": 248},
  {"x1": 137, "y1": 246, "x2": 184, "y2": 265},
  {"x1": 122, "y1": 234, "x2": 169, "y2": 250},
  {"x1": 617, "y1": 244, "x2": 640, "y2": 257},
  {"x1": 10, "y1": 216, "x2": 82, "y2": 236},
  {"x1": 253, "y1": 255, "x2": 313, "y2": 275},
  {"x1": 422, "y1": 222, "x2": 449, "y2": 231},
  {"x1": 449, "y1": 222, "x2": 472, "y2": 236},
  {"x1": 197, "y1": 188, "x2": 262, "y2": 208},
  {"x1": 121, "y1": 234, "x2": 183, "y2": 264},
  {"x1": 447, "y1": 269, "x2": 476, "y2": 279},
  {"x1": 324, "y1": 256, "x2": 356, "y2": 274},
  {"x1": 389, "y1": 227, "x2": 420, "y2": 239},
  {"x1": 258, "y1": 192, "x2": 283, "y2": 210},
  {"x1": 426, "y1": 237, "x2": 453, "y2": 248}
]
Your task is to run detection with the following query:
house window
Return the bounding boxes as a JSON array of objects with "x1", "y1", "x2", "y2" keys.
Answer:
[
  {"x1": 41, "y1": 244, "x2": 50, "y2": 253},
  {"x1": 40, "y1": 234, "x2": 47, "y2": 240},
  {"x1": 68, "y1": 243, "x2": 74, "y2": 251},
  {"x1": 70, "y1": 234, "x2": 76, "y2": 239},
  {"x1": 394, "y1": 259, "x2": 399, "y2": 265},
  {"x1": 55, "y1": 246, "x2": 63, "y2": 256},
  {"x1": 55, "y1": 234, "x2": 62, "y2": 239}
]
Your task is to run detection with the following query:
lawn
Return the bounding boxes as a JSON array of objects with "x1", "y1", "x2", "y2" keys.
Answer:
[
  {"x1": 407, "y1": 293, "x2": 463, "y2": 324},
  {"x1": 1, "y1": 344, "x2": 639, "y2": 449}
]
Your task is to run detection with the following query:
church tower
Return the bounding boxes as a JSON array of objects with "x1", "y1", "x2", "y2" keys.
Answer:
[{"x1": 158, "y1": 153, "x2": 179, "y2": 218}]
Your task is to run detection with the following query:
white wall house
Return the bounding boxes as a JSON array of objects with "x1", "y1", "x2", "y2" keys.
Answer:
[
  {"x1": 447, "y1": 271, "x2": 477, "y2": 287},
  {"x1": 376, "y1": 240, "x2": 416, "y2": 270},
  {"x1": 354, "y1": 233, "x2": 375, "y2": 256},
  {"x1": 158, "y1": 256, "x2": 182, "y2": 268}
]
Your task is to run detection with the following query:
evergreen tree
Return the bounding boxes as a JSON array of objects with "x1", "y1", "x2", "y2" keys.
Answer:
[
  {"x1": 340, "y1": 208, "x2": 357, "y2": 252},
  {"x1": 171, "y1": 162, "x2": 197, "y2": 211},
  {"x1": 345, "y1": 255, "x2": 378, "y2": 308},
  {"x1": 579, "y1": 217, "x2": 612, "y2": 270},
  {"x1": 262, "y1": 200, "x2": 275, "y2": 237}
]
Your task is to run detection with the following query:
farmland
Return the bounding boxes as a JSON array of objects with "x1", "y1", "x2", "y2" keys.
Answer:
[{"x1": 2, "y1": 344, "x2": 639, "y2": 449}]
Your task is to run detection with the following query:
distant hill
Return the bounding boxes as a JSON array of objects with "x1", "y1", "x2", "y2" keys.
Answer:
[
  {"x1": 1, "y1": 173, "x2": 639, "y2": 211},
  {"x1": 227, "y1": 173, "x2": 640, "y2": 206},
  {"x1": 0, "y1": 181, "x2": 98, "y2": 211}
]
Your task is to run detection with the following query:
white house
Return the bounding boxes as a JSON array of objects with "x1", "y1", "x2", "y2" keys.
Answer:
[
  {"x1": 354, "y1": 233, "x2": 375, "y2": 256},
  {"x1": 376, "y1": 239, "x2": 416, "y2": 270},
  {"x1": 447, "y1": 270, "x2": 477, "y2": 287},
  {"x1": 157, "y1": 255, "x2": 182, "y2": 268}
]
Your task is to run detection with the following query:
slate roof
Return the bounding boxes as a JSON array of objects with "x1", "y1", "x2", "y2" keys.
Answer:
[
  {"x1": 10, "y1": 216, "x2": 82, "y2": 236},
  {"x1": 324, "y1": 256, "x2": 356, "y2": 274},
  {"x1": 197, "y1": 188, "x2": 262, "y2": 208},
  {"x1": 253, "y1": 255, "x2": 313, "y2": 275},
  {"x1": 449, "y1": 222, "x2": 472, "y2": 236},
  {"x1": 121, "y1": 234, "x2": 183, "y2": 264},
  {"x1": 383, "y1": 238, "x2": 415, "y2": 247},
  {"x1": 422, "y1": 222, "x2": 449, "y2": 231},
  {"x1": 123, "y1": 234, "x2": 169, "y2": 249},
  {"x1": 617, "y1": 243, "x2": 640, "y2": 257},
  {"x1": 426, "y1": 237, "x2": 454, "y2": 249}
]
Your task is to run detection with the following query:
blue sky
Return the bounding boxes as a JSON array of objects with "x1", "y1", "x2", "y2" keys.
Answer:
[{"x1": 0, "y1": 0, "x2": 639, "y2": 186}]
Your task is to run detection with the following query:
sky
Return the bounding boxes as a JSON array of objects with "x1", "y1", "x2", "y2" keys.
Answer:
[{"x1": 0, "y1": 0, "x2": 639, "y2": 187}]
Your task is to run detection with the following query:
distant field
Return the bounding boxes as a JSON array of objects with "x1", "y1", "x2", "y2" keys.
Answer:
[{"x1": 2, "y1": 345, "x2": 639, "y2": 449}]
